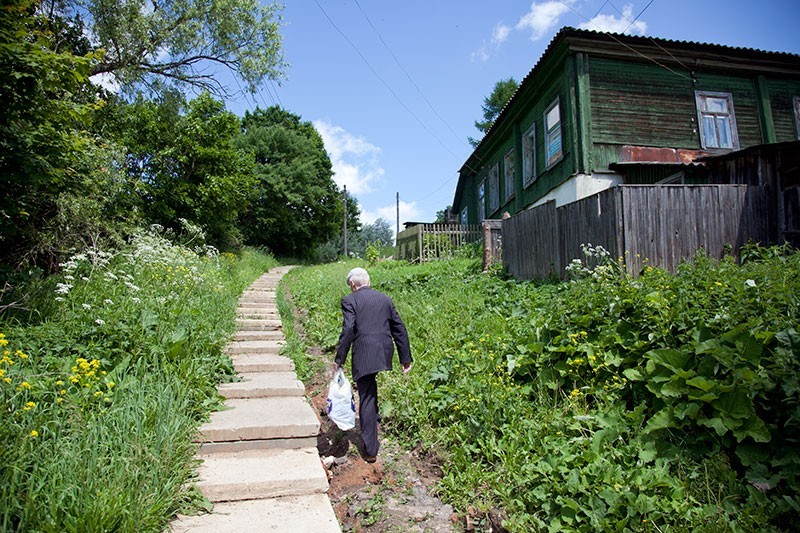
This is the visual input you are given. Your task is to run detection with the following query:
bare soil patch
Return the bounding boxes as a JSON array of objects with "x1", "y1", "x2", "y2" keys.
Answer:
[{"x1": 307, "y1": 364, "x2": 458, "y2": 532}]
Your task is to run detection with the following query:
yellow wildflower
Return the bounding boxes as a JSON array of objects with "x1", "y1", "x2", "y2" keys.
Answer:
[
  {"x1": 29, "y1": 430, "x2": 38, "y2": 438},
  {"x1": 24, "y1": 401, "x2": 35, "y2": 411},
  {"x1": 19, "y1": 381, "x2": 31, "y2": 390}
]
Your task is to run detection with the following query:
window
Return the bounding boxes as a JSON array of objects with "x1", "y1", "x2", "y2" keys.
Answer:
[
  {"x1": 504, "y1": 149, "x2": 515, "y2": 201},
  {"x1": 488, "y1": 163, "x2": 500, "y2": 213},
  {"x1": 794, "y1": 97, "x2": 800, "y2": 140},
  {"x1": 477, "y1": 179, "x2": 486, "y2": 221},
  {"x1": 522, "y1": 123, "x2": 537, "y2": 187},
  {"x1": 460, "y1": 206, "x2": 468, "y2": 225},
  {"x1": 695, "y1": 91, "x2": 739, "y2": 150},
  {"x1": 544, "y1": 98, "x2": 563, "y2": 168}
]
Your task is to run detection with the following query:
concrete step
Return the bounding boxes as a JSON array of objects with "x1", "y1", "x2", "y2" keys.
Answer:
[
  {"x1": 239, "y1": 294, "x2": 276, "y2": 301},
  {"x1": 195, "y1": 448, "x2": 328, "y2": 502},
  {"x1": 226, "y1": 340, "x2": 284, "y2": 355},
  {"x1": 236, "y1": 311, "x2": 279, "y2": 320},
  {"x1": 231, "y1": 330, "x2": 285, "y2": 342},
  {"x1": 237, "y1": 300, "x2": 278, "y2": 309},
  {"x1": 170, "y1": 494, "x2": 341, "y2": 532},
  {"x1": 197, "y1": 397, "x2": 319, "y2": 445},
  {"x1": 235, "y1": 318, "x2": 282, "y2": 331},
  {"x1": 232, "y1": 353, "x2": 294, "y2": 373},
  {"x1": 218, "y1": 372, "x2": 304, "y2": 399}
]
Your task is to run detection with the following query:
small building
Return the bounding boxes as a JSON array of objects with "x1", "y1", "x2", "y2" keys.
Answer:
[{"x1": 452, "y1": 27, "x2": 800, "y2": 224}]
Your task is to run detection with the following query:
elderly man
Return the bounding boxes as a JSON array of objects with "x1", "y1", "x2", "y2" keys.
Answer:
[{"x1": 333, "y1": 267, "x2": 412, "y2": 463}]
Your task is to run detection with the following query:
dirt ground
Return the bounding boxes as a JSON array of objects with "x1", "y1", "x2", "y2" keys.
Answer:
[{"x1": 306, "y1": 359, "x2": 459, "y2": 533}]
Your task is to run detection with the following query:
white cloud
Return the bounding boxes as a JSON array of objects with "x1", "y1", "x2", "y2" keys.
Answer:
[
  {"x1": 473, "y1": 1, "x2": 575, "y2": 61},
  {"x1": 578, "y1": 4, "x2": 647, "y2": 35},
  {"x1": 89, "y1": 72, "x2": 120, "y2": 93},
  {"x1": 516, "y1": 0, "x2": 575, "y2": 41},
  {"x1": 313, "y1": 120, "x2": 384, "y2": 195},
  {"x1": 472, "y1": 22, "x2": 513, "y2": 63},
  {"x1": 361, "y1": 200, "x2": 421, "y2": 227}
]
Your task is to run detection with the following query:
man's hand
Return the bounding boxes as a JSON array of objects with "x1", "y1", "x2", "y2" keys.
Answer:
[{"x1": 402, "y1": 362, "x2": 412, "y2": 374}]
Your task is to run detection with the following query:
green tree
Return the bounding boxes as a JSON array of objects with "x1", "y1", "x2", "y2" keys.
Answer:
[
  {"x1": 237, "y1": 106, "x2": 341, "y2": 258},
  {"x1": 42, "y1": 0, "x2": 286, "y2": 96},
  {"x1": 469, "y1": 77, "x2": 519, "y2": 147},
  {"x1": 435, "y1": 206, "x2": 452, "y2": 223},
  {"x1": 0, "y1": 0, "x2": 112, "y2": 271},
  {"x1": 120, "y1": 92, "x2": 255, "y2": 248}
]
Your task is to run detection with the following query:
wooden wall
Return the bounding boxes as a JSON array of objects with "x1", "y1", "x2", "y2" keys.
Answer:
[{"x1": 503, "y1": 185, "x2": 772, "y2": 279}]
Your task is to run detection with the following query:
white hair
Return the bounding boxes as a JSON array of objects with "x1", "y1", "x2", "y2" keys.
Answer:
[{"x1": 346, "y1": 267, "x2": 370, "y2": 288}]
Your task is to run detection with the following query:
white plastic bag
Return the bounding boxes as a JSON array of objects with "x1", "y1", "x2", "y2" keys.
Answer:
[{"x1": 327, "y1": 368, "x2": 356, "y2": 431}]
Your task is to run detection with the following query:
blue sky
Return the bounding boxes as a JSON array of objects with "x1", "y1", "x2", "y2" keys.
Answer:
[{"x1": 225, "y1": 0, "x2": 800, "y2": 228}]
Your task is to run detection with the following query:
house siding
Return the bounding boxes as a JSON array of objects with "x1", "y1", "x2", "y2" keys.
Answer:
[
  {"x1": 768, "y1": 79, "x2": 800, "y2": 141},
  {"x1": 590, "y1": 58, "x2": 697, "y2": 152}
]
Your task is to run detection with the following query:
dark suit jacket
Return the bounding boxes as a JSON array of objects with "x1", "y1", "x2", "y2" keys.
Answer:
[{"x1": 335, "y1": 286, "x2": 412, "y2": 381}]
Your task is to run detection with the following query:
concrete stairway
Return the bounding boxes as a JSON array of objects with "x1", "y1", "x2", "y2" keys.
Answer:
[{"x1": 171, "y1": 267, "x2": 340, "y2": 532}]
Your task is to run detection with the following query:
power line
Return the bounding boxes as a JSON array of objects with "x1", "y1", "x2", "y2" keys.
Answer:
[
  {"x1": 557, "y1": 0, "x2": 691, "y2": 81},
  {"x1": 351, "y1": 0, "x2": 466, "y2": 148},
  {"x1": 311, "y1": 0, "x2": 466, "y2": 165}
]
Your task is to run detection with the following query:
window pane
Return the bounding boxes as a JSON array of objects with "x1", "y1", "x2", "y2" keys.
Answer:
[
  {"x1": 705, "y1": 97, "x2": 728, "y2": 113},
  {"x1": 716, "y1": 116, "x2": 732, "y2": 148},
  {"x1": 546, "y1": 104, "x2": 560, "y2": 129},
  {"x1": 703, "y1": 115, "x2": 718, "y2": 147},
  {"x1": 547, "y1": 123, "x2": 562, "y2": 165}
]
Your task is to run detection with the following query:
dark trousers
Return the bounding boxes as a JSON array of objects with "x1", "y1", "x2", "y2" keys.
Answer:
[{"x1": 356, "y1": 373, "x2": 379, "y2": 457}]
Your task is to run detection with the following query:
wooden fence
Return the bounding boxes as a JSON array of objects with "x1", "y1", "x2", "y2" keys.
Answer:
[
  {"x1": 395, "y1": 223, "x2": 481, "y2": 262},
  {"x1": 503, "y1": 185, "x2": 772, "y2": 280}
]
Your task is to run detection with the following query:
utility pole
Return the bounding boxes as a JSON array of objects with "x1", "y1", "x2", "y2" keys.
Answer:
[{"x1": 343, "y1": 185, "x2": 348, "y2": 257}]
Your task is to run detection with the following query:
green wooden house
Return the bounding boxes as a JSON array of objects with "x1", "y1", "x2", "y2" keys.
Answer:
[{"x1": 452, "y1": 27, "x2": 800, "y2": 224}]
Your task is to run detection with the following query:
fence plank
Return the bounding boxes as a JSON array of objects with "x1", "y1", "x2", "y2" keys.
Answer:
[{"x1": 504, "y1": 185, "x2": 770, "y2": 280}]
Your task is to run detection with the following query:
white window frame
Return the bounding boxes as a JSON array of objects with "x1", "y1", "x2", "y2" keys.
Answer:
[
  {"x1": 488, "y1": 163, "x2": 500, "y2": 213},
  {"x1": 695, "y1": 90, "x2": 740, "y2": 150},
  {"x1": 522, "y1": 123, "x2": 537, "y2": 187},
  {"x1": 794, "y1": 96, "x2": 800, "y2": 140},
  {"x1": 477, "y1": 178, "x2": 486, "y2": 222},
  {"x1": 503, "y1": 149, "x2": 515, "y2": 202},
  {"x1": 544, "y1": 97, "x2": 563, "y2": 169}
]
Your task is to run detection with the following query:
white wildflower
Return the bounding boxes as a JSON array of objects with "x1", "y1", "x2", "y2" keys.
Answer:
[
  {"x1": 95, "y1": 319, "x2": 105, "y2": 325},
  {"x1": 104, "y1": 299, "x2": 113, "y2": 305},
  {"x1": 745, "y1": 279, "x2": 757, "y2": 288},
  {"x1": 82, "y1": 304, "x2": 92, "y2": 310}
]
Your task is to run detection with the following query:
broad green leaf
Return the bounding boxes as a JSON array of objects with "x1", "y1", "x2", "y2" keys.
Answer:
[{"x1": 644, "y1": 408, "x2": 675, "y2": 433}]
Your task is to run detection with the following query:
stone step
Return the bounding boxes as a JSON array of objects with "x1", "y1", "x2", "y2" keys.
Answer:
[
  {"x1": 232, "y1": 353, "x2": 294, "y2": 373},
  {"x1": 194, "y1": 448, "x2": 328, "y2": 503},
  {"x1": 226, "y1": 340, "x2": 284, "y2": 355},
  {"x1": 236, "y1": 302, "x2": 278, "y2": 313},
  {"x1": 218, "y1": 372, "x2": 304, "y2": 399},
  {"x1": 240, "y1": 294, "x2": 276, "y2": 300},
  {"x1": 235, "y1": 318, "x2": 282, "y2": 331},
  {"x1": 231, "y1": 330, "x2": 285, "y2": 342},
  {"x1": 236, "y1": 311, "x2": 279, "y2": 320},
  {"x1": 197, "y1": 397, "x2": 319, "y2": 445},
  {"x1": 170, "y1": 494, "x2": 341, "y2": 532}
]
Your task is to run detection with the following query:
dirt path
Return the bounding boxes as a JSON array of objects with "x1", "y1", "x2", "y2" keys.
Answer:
[{"x1": 304, "y1": 355, "x2": 457, "y2": 532}]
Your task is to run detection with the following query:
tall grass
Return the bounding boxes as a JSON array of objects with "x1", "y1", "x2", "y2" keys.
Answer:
[
  {"x1": 0, "y1": 228, "x2": 277, "y2": 531},
  {"x1": 285, "y1": 248, "x2": 800, "y2": 532}
]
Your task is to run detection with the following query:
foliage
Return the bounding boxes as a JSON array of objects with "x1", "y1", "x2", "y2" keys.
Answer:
[
  {"x1": 0, "y1": 230, "x2": 277, "y2": 530},
  {"x1": 44, "y1": 0, "x2": 286, "y2": 96},
  {"x1": 0, "y1": 0, "x2": 112, "y2": 271},
  {"x1": 469, "y1": 77, "x2": 519, "y2": 147},
  {"x1": 115, "y1": 91, "x2": 256, "y2": 249},
  {"x1": 237, "y1": 106, "x2": 341, "y2": 258},
  {"x1": 285, "y1": 246, "x2": 800, "y2": 531}
]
